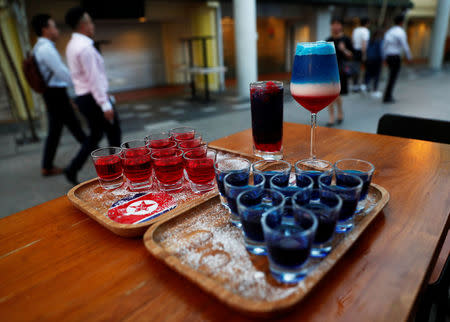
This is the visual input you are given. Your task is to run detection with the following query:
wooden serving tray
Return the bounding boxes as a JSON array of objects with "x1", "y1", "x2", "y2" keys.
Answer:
[
  {"x1": 67, "y1": 149, "x2": 257, "y2": 238},
  {"x1": 143, "y1": 183, "x2": 389, "y2": 316}
]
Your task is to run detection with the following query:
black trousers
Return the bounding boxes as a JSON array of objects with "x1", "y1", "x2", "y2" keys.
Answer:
[
  {"x1": 384, "y1": 55, "x2": 401, "y2": 101},
  {"x1": 67, "y1": 94, "x2": 121, "y2": 175},
  {"x1": 42, "y1": 87, "x2": 86, "y2": 170},
  {"x1": 364, "y1": 60, "x2": 382, "y2": 91},
  {"x1": 352, "y1": 50, "x2": 363, "y2": 85}
]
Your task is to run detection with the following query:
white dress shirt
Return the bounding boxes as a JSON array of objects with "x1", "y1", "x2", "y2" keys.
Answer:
[
  {"x1": 33, "y1": 37, "x2": 72, "y2": 88},
  {"x1": 382, "y1": 26, "x2": 412, "y2": 60},
  {"x1": 66, "y1": 32, "x2": 112, "y2": 112},
  {"x1": 352, "y1": 27, "x2": 370, "y2": 50}
]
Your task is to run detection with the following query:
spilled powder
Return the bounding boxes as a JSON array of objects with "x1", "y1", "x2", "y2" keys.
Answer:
[{"x1": 157, "y1": 203, "x2": 302, "y2": 301}]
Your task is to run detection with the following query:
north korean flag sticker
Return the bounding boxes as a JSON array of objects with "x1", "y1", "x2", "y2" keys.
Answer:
[{"x1": 107, "y1": 192, "x2": 177, "y2": 224}]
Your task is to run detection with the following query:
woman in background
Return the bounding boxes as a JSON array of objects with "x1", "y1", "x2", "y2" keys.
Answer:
[{"x1": 364, "y1": 29, "x2": 384, "y2": 98}]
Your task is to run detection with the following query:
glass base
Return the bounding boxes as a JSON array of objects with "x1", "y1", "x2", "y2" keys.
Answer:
[
  {"x1": 219, "y1": 195, "x2": 230, "y2": 210},
  {"x1": 355, "y1": 199, "x2": 367, "y2": 214},
  {"x1": 300, "y1": 158, "x2": 331, "y2": 170},
  {"x1": 311, "y1": 244, "x2": 332, "y2": 258},
  {"x1": 253, "y1": 146, "x2": 283, "y2": 160},
  {"x1": 244, "y1": 238, "x2": 267, "y2": 255},
  {"x1": 157, "y1": 178, "x2": 184, "y2": 192},
  {"x1": 127, "y1": 179, "x2": 152, "y2": 192},
  {"x1": 99, "y1": 176, "x2": 123, "y2": 190},
  {"x1": 230, "y1": 212, "x2": 242, "y2": 228},
  {"x1": 336, "y1": 218, "x2": 354, "y2": 233},
  {"x1": 269, "y1": 261, "x2": 310, "y2": 284},
  {"x1": 190, "y1": 181, "x2": 215, "y2": 194}
]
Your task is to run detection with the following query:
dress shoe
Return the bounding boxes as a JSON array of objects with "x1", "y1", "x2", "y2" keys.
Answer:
[
  {"x1": 383, "y1": 98, "x2": 396, "y2": 104},
  {"x1": 41, "y1": 167, "x2": 63, "y2": 177},
  {"x1": 64, "y1": 169, "x2": 79, "y2": 185}
]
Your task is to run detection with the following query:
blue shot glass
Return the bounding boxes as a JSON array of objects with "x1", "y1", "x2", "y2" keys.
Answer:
[
  {"x1": 295, "y1": 189, "x2": 342, "y2": 258},
  {"x1": 224, "y1": 172, "x2": 265, "y2": 227},
  {"x1": 214, "y1": 157, "x2": 251, "y2": 208},
  {"x1": 252, "y1": 160, "x2": 292, "y2": 189},
  {"x1": 294, "y1": 173, "x2": 315, "y2": 205},
  {"x1": 318, "y1": 173, "x2": 363, "y2": 233},
  {"x1": 270, "y1": 174, "x2": 313, "y2": 209},
  {"x1": 262, "y1": 205, "x2": 318, "y2": 284},
  {"x1": 295, "y1": 158, "x2": 333, "y2": 199},
  {"x1": 237, "y1": 188, "x2": 285, "y2": 255},
  {"x1": 334, "y1": 159, "x2": 375, "y2": 213}
]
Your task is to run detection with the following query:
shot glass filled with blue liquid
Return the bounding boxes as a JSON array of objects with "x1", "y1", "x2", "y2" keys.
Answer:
[
  {"x1": 295, "y1": 189, "x2": 342, "y2": 258},
  {"x1": 224, "y1": 172, "x2": 265, "y2": 227},
  {"x1": 318, "y1": 172, "x2": 363, "y2": 233},
  {"x1": 214, "y1": 157, "x2": 251, "y2": 208},
  {"x1": 262, "y1": 205, "x2": 318, "y2": 284},
  {"x1": 270, "y1": 174, "x2": 298, "y2": 208},
  {"x1": 290, "y1": 42, "x2": 340, "y2": 163},
  {"x1": 252, "y1": 160, "x2": 292, "y2": 189},
  {"x1": 334, "y1": 159, "x2": 375, "y2": 213},
  {"x1": 270, "y1": 173, "x2": 313, "y2": 209},
  {"x1": 295, "y1": 159, "x2": 333, "y2": 199},
  {"x1": 237, "y1": 188, "x2": 285, "y2": 255}
]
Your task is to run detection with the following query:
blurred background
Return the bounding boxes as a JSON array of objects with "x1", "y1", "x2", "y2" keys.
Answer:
[{"x1": 0, "y1": 0, "x2": 449, "y2": 216}]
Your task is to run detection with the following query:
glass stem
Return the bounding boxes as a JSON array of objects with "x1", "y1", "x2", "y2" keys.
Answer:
[{"x1": 310, "y1": 113, "x2": 317, "y2": 160}]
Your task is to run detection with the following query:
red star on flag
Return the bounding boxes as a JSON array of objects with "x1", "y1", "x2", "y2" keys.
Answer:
[{"x1": 130, "y1": 201, "x2": 152, "y2": 212}]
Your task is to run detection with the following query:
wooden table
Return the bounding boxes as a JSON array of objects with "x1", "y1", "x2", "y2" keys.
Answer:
[{"x1": 1, "y1": 123, "x2": 449, "y2": 321}]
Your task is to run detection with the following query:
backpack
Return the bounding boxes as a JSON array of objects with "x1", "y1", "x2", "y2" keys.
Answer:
[{"x1": 22, "y1": 51, "x2": 51, "y2": 94}]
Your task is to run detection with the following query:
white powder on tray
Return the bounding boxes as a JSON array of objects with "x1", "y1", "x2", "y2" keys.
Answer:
[{"x1": 158, "y1": 203, "x2": 302, "y2": 302}]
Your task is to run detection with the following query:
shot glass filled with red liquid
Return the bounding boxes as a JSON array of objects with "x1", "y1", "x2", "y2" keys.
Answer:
[
  {"x1": 145, "y1": 131, "x2": 173, "y2": 149},
  {"x1": 250, "y1": 81, "x2": 283, "y2": 160},
  {"x1": 151, "y1": 148, "x2": 184, "y2": 191},
  {"x1": 91, "y1": 147, "x2": 123, "y2": 190},
  {"x1": 121, "y1": 140, "x2": 152, "y2": 191},
  {"x1": 178, "y1": 137, "x2": 207, "y2": 155},
  {"x1": 184, "y1": 148, "x2": 217, "y2": 193},
  {"x1": 169, "y1": 127, "x2": 195, "y2": 141}
]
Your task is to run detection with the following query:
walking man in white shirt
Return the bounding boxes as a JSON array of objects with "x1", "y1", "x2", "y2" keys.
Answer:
[
  {"x1": 31, "y1": 14, "x2": 86, "y2": 178},
  {"x1": 351, "y1": 17, "x2": 370, "y2": 92},
  {"x1": 382, "y1": 15, "x2": 412, "y2": 103},
  {"x1": 64, "y1": 7, "x2": 121, "y2": 185}
]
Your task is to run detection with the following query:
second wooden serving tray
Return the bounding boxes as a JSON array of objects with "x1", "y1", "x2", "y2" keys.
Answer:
[{"x1": 143, "y1": 183, "x2": 389, "y2": 316}]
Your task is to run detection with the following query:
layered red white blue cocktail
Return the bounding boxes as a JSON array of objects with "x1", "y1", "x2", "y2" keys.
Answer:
[{"x1": 290, "y1": 41, "x2": 340, "y2": 163}]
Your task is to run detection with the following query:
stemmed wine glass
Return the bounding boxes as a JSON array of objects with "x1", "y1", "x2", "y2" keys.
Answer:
[{"x1": 290, "y1": 41, "x2": 340, "y2": 166}]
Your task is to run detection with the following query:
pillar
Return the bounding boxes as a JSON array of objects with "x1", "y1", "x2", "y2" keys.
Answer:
[
  {"x1": 429, "y1": 0, "x2": 450, "y2": 70},
  {"x1": 233, "y1": 0, "x2": 257, "y2": 98},
  {"x1": 214, "y1": 2, "x2": 226, "y2": 92},
  {"x1": 316, "y1": 6, "x2": 332, "y2": 41}
]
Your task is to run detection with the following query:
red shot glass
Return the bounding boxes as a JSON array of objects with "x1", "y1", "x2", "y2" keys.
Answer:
[
  {"x1": 151, "y1": 148, "x2": 184, "y2": 191},
  {"x1": 145, "y1": 131, "x2": 173, "y2": 149},
  {"x1": 120, "y1": 140, "x2": 152, "y2": 191},
  {"x1": 178, "y1": 137, "x2": 207, "y2": 155},
  {"x1": 91, "y1": 147, "x2": 123, "y2": 190},
  {"x1": 169, "y1": 126, "x2": 195, "y2": 141},
  {"x1": 184, "y1": 148, "x2": 217, "y2": 193}
]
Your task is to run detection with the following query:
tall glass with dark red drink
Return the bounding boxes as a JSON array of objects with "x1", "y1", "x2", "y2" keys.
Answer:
[{"x1": 250, "y1": 81, "x2": 284, "y2": 160}]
